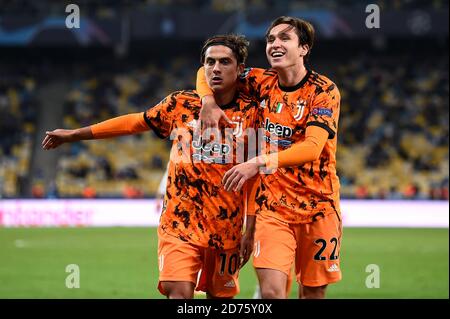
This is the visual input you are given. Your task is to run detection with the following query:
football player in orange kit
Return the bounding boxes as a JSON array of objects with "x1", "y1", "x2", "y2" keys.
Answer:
[
  {"x1": 197, "y1": 16, "x2": 342, "y2": 299},
  {"x1": 42, "y1": 34, "x2": 259, "y2": 299}
]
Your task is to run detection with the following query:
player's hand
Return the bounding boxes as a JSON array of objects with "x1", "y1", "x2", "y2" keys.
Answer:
[
  {"x1": 42, "y1": 129, "x2": 75, "y2": 150},
  {"x1": 199, "y1": 95, "x2": 233, "y2": 131},
  {"x1": 222, "y1": 159, "x2": 261, "y2": 192},
  {"x1": 239, "y1": 230, "x2": 254, "y2": 269}
]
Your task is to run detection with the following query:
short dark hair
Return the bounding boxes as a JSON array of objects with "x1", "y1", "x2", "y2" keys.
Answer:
[
  {"x1": 266, "y1": 16, "x2": 315, "y2": 62},
  {"x1": 200, "y1": 34, "x2": 249, "y2": 65}
]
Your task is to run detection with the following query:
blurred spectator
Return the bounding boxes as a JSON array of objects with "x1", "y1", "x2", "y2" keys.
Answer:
[
  {"x1": 441, "y1": 185, "x2": 449, "y2": 200},
  {"x1": 82, "y1": 186, "x2": 97, "y2": 198},
  {"x1": 96, "y1": 157, "x2": 113, "y2": 180},
  {"x1": 31, "y1": 183, "x2": 45, "y2": 198},
  {"x1": 123, "y1": 185, "x2": 144, "y2": 199},
  {"x1": 46, "y1": 181, "x2": 59, "y2": 199},
  {"x1": 387, "y1": 186, "x2": 403, "y2": 200},
  {"x1": 403, "y1": 183, "x2": 419, "y2": 199},
  {"x1": 151, "y1": 155, "x2": 164, "y2": 170},
  {"x1": 117, "y1": 167, "x2": 139, "y2": 180},
  {"x1": 355, "y1": 185, "x2": 369, "y2": 199}
]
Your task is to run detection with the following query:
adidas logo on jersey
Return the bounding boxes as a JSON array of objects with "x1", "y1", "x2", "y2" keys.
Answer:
[
  {"x1": 224, "y1": 280, "x2": 236, "y2": 288},
  {"x1": 260, "y1": 100, "x2": 267, "y2": 108},
  {"x1": 328, "y1": 264, "x2": 339, "y2": 272}
]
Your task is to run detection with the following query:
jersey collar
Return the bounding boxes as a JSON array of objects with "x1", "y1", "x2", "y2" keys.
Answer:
[
  {"x1": 218, "y1": 92, "x2": 240, "y2": 110},
  {"x1": 278, "y1": 69, "x2": 312, "y2": 92}
]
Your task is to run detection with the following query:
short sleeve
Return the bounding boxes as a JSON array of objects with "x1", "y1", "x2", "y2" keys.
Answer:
[
  {"x1": 306, "y1": 83, "x2": 340, "y2": 139},
  {"x1": 144, "y1": 93, "x2": 178, "y2": 139}
]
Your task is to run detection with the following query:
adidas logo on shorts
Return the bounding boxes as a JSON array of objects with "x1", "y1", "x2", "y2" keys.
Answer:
[
  {"x1": 327, "y1": 263, "x2": 339, "y2": 272},
  {"x1": 224, "y1": 280, "x2": 236, "y2": 288}
]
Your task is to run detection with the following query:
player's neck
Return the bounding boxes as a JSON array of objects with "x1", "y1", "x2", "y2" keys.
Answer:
[
  {"x1": 277, "y1": 64, "x2": 308, "y2": 88},
  {"x1": 214, "y1": 87, "x2": 237, "y2": 107}
]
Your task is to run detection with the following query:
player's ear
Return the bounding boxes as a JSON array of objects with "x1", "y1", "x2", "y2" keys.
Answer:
[
  {"x1": 299, "y1": 44, "x2": 309, "y2": 57},
  {"x1": 238, "y1": 63, "x2": 245, "y2": 76}
]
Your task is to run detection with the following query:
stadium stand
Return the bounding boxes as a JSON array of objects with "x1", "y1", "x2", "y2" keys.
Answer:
[
  {"x1": 329, "y1": 53, "x2": 449, "y2": 199},
  {"x1": 0, "y1": 67, "x2": 38, "y2": 198}
]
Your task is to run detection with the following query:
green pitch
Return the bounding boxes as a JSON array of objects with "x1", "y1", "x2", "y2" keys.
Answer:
[{"x1": 0, "y1": 227, "x2": 447, "y2": 299}]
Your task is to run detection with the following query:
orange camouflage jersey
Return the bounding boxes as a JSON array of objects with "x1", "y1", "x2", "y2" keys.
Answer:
[
  {"x1": 145, "y1": 90, "x2": 258, "y2": 249},
  {"x1": 240, "y1": 67, "x2": 341, "y2": 224}
]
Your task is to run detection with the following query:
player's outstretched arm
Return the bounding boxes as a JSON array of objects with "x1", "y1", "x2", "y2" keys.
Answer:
[
  {"x1": 42, "y1": 127, "x2": 92, "y2": 150},
  {"x1": 42, "y1": 112, "x2": 150, "y2": 150}
]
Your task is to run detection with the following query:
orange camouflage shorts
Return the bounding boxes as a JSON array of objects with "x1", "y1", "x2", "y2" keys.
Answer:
[
  {"x1": 253, "y1": 211, "x2": 343, "y2": 287},
  {"x1": 157, "y1": 227, "x2": 240, "y2": 298}
]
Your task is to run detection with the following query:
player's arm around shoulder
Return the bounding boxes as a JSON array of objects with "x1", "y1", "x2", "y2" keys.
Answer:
[
  {"x1": 196, "y1": 66, "x2": 269, "y2": 130},
  {"x1": 196, "y1": 66, "x2": 233, "y2": 130}
]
